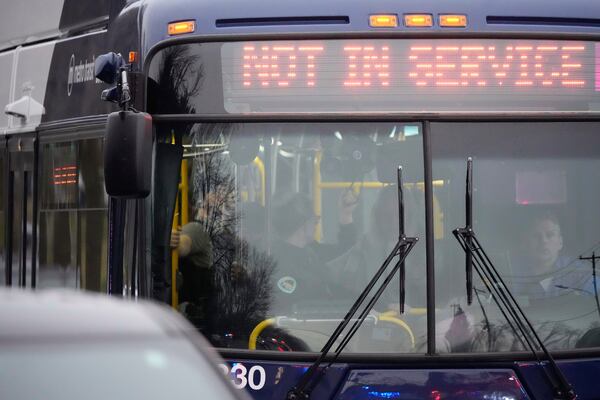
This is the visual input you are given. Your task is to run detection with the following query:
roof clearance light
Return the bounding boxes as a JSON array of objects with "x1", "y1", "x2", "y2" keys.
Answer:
[
  {"x1": 168, "y1": 20, "x2": 196, "y2": 36},
  {"x1": 439, "y1": 14, "x2": 467, "y2": 27},
  {"x1": 369, "y1": 14, "x2": 398, "y2": 28},
  {"x1": 404, "y1": 14, "x2": 434, "y2": 27}
]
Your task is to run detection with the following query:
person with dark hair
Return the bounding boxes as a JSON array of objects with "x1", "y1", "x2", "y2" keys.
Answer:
[
  {"x1": 269, "y1": 192, "x2": 357, "y2": 315},
  {"x1": 328, "y1": 185, "x2": 426, "y2": 311}
]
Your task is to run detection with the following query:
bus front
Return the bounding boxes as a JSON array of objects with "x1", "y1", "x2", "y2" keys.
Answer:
[{"x1": 137, "y1": 3, "x2": 600, "y2": 399}]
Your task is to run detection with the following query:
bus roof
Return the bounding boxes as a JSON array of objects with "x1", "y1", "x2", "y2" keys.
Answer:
[{"x1": 139, "y1": 0, "x2": 600, "y2": 57}]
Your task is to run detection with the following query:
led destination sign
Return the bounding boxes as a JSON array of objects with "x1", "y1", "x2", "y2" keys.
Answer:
[{"x1": 220, "y1": 39, "x2": 600, "y2": 113}]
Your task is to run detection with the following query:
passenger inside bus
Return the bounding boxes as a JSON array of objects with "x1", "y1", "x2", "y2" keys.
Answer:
[
  {"x1": 269, "y1": 191, "x2": 358, "y2": 316},
  {"x1": 170, "y1": 206, "x2": 213, "y2": 330},
  {"x1": 328, "y1": 185, "x2": 426, "y2": 311},
  {"x1": 508, "y1": 211, "x2": 596, "y2": 301}
]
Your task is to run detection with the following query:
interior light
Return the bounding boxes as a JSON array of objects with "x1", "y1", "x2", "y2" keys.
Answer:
[
  {"x1": 404, "y1": 125, "x2": 420, "y2": 137},
  {"x1": 439, "y1": 14, "x2": 467, "y2": 27},
  {"x1": 168, "y1": 20, "x2": 196, "y2": 36},
  {"x1": 369, "y1": 14, "x2": 398, "y2": 28},
  {"x1": 404, "y1": 14, "x2": 434, "y2": 27}
]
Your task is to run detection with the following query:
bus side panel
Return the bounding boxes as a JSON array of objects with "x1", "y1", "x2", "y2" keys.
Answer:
[
  {"x1": 0, "y1": 50, "x2": 14, "y2": 130},
  {"x1": 222, "y1": 359, "x2": 349, "y2": 399},
  {"x1": 0, "y1": 0, "x2": 115, "y2": 52},
  {"x1": 42, "y1": 31, "x2": 115, "y2": 123}
]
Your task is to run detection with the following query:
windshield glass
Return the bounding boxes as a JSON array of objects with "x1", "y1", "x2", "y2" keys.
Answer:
[
  {"x1": 432, "y1": 121, "x2": 600, "y2": 352},
  {"x1": 154, "y1": 122, "x2": 426, "y2": 353}
]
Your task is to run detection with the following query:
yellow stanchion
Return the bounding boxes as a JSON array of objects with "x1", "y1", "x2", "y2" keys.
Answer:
[
  {"x1": 171, "y1": 159, "x2": 190, "y2": 309},
  {"x1": 253, "y1": 156, "x2": 266, "y2": 206}
]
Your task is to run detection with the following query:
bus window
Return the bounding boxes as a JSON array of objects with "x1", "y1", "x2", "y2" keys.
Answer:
[
  {"x1": 432, "y1": 121, "x2": 600, "y2": 352},
  {"x1": 78, "y1": 139, "x2": 108, "y2": 292},
  {"x1": 38, "y1": 138, "x2": 108, "y2": 292},
  {"x1": 39, "y1": 142, "x2": 79, "y2": 289},
  {"x1": 161, "y1": 122, "x2": 427, "y2": 353}
]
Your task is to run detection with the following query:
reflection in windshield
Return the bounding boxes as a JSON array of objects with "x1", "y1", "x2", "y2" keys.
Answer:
[{"x1": 164, "y1": 122, "x2": 426, "y2": 353}]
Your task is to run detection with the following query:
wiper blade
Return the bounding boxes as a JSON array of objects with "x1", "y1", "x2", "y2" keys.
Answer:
[
  {"x1": 465, "y1": 157, "x2": 474, "y2": 305},
  {"x1": 287, "y1": 166, "x2": 418, "y2": 400},
  {"x1": 453, "y1": 158, "x2": 576, "y2": 400}
]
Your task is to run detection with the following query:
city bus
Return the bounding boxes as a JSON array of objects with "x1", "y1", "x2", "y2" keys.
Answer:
[{"x1": 3, "y1": 0, "x2": 600, "y2": 398}]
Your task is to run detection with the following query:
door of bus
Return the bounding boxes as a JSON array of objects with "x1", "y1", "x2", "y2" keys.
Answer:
[{"x1": 5, "y1": 134, "x2": 37, "y2": 288}]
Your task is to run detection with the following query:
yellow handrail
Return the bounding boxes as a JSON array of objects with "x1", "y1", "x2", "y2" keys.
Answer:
[
  {"x1": 248, "y1": 318, "x2": 276, "y2": 350},
  {"x1": 248, "y1": 315, "x2": 416, "y2": 350},
  {"x1": 378, "y1": 315, "x2": 416, "y2": 349}
]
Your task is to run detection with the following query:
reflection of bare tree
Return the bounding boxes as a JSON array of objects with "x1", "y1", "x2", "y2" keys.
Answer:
[
  {"x1": 211, "y1": 244, "x2": 275, "y2": 341},
  {"x1": 150, "y1": 45, "x2": 204, "y2": 304},
  {"x1": 189, "y1": 123, "x2": 274, "y2": 345},
  {"x1": 470, "y1": 320, "x2": 588, "y2": 352},
  {"x1": 190, "y1": 124, "x2": 238, "y2": 251},
  {"x1": 155, "y1": 45, "x2": 204, "y2": 115}
]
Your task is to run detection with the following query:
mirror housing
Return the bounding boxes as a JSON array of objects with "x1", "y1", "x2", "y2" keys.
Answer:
[
  {"x1": 104, "y1": 111, "x2": 153, "y2": 198},
  {"x1": 95, "y1": 52, "x2": 125, "y2": 84}
]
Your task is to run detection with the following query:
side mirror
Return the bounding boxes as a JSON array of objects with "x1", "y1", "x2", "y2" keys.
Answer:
[
  {"x1": 104, "y1": 111, "x2": 153, "y2": 198},
  {"x1": 95, "y1": 52, "x2": 125, "y2": 84}
]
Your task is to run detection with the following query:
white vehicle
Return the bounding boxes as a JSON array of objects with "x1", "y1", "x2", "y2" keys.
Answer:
[{"x1": 0, "y1": 289, "x2": 249, "y2": 400}]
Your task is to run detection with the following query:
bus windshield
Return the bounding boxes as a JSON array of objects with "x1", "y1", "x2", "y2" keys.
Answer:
[
  {"x1": 157, "y1": 122, "x2": 427, "y2": 353},
  {"x1": 148, "y1": 41, "x2": 600, "y2": 355},
  {"x1": 155, "y1": 120, "x2": 600, "y2": 355}
]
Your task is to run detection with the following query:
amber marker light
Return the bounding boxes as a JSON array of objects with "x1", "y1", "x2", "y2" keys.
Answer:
[
  {"x1": 369, "y1": 14, "x2": 398, "y2": 27},
  {"x1": 168, "y1": 20, "x2": 196, "y2": 35},
  {"x1": 128, "y1": 51, "x2": 137, "y2": 63},
  {"x1": 439, "y1": 14, "x2": 467, "y2": 27},
  {"x1": 404, "y1": 14, "x2": 433, "y2": 27}
]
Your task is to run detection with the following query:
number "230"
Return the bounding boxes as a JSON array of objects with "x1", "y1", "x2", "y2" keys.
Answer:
[{"x1": 219, "y1": 363, "x2": 267, "y2": 390}]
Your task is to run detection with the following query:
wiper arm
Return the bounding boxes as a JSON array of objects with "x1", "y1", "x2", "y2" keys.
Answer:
[
  {"x1": 453, "y1": 158, "x2": 576, "y2": 400},
  {"x1": 287, "y1": 166, "x2": 418, "y2": 400}
]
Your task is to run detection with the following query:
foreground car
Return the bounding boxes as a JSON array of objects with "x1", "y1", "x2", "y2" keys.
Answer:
[{"x1": 0, "y1": 289, "x2": 248, "y2": 400}]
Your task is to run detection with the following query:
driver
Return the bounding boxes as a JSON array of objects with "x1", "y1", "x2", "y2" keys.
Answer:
[{"x1": 509, "y1": 212, "x2": 595, "y2": 300}]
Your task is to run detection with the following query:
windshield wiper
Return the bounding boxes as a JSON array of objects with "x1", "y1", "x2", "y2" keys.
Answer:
[
  {"x1": 453, "y1": 158, "x2": 576, "y2": 400},
  {"x1": 287, "y1": 166, "x2": 418, "y2": 400}
]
